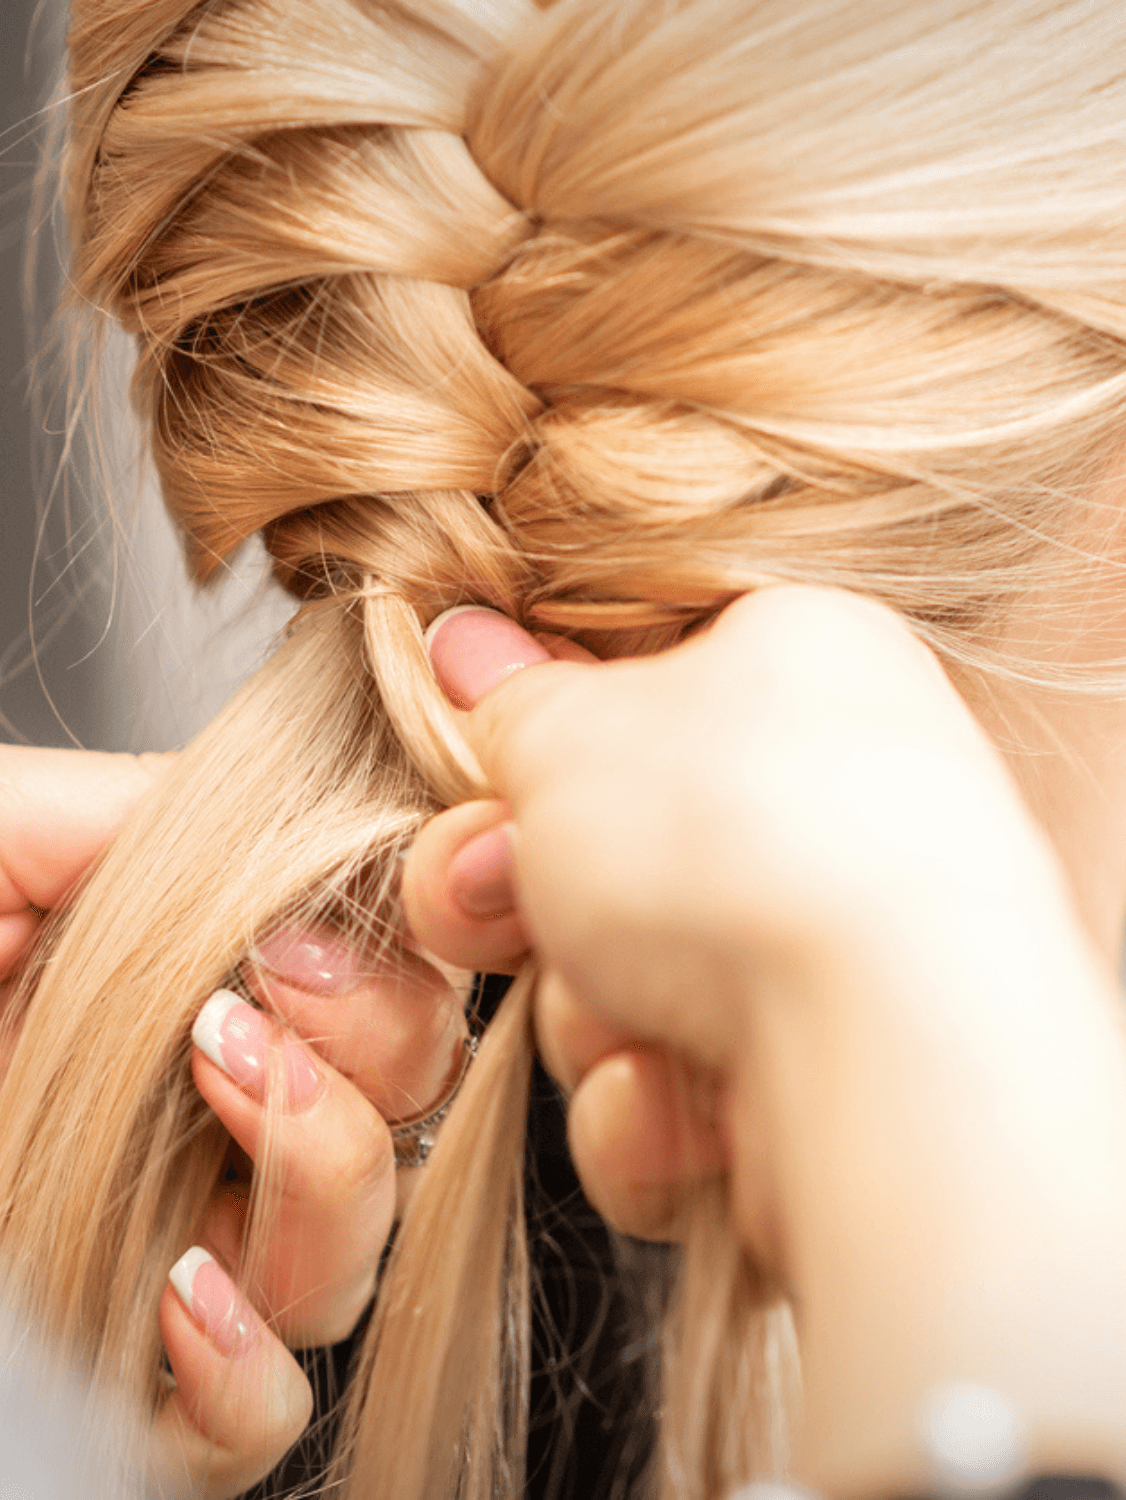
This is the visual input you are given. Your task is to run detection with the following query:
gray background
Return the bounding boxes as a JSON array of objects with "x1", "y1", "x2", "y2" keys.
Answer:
[
  {"x1": 0, "y1": 0, "x2": 76, "y2": 746},
  {"x1": 1, "y1": 0, "x2": 291, "y2": 753},
  {"x1": 0, "y1": 24, "x2": 193, "y2": 1490}
]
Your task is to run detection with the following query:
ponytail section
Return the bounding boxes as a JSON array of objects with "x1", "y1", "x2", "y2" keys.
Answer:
[{"x1": 335, "y1": 967, "x2": 536, "y2": 1500}]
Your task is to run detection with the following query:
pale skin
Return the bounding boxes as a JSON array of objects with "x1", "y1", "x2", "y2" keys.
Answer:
[{"x1": 7, "y1": 579, "x2": 1126, "y2": 1495}]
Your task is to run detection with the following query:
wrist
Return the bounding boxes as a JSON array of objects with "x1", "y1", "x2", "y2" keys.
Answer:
[{"x1": 725, "y1": 832, "x2": 1126, "y2": 1499}]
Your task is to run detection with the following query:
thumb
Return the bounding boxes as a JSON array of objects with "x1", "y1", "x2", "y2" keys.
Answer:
[{"x1": 425, "y1": 607, "x2": 597, "y2": 806}]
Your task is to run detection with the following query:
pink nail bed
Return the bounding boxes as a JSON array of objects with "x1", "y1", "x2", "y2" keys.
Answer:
[
  {"x1": 425, "y1": 606, "x2": 552, "y2": 710},
  {"x1": 284, "y1": 1042, "x2": 322, "y2": 1108},
  {"x1": 448, "y1": 824, "x2": 517, "y2": 919},
  {"x1": 254, "y1": 926, "x2": 364, "y2": 995},
  {"x1": 169, "y1": 1247, "x2": 260, "y2": 1356},
  {"x1": 192, "y1": 990, "x2": 321, "y2": 1109}
]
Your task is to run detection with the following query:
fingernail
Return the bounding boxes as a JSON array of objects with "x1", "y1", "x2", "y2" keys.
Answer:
[
  {"x1": 425, "y1": 606, "x2": 551, "y2": 709},
  {"x1": 447, "y1": 824, "x2": 517, "y2": 919},
  {"x1": 192, "y1": 989, "x2": 322, "y2": 1110},
  {"x1": 254, "y1": 926, "x2": 365, "y2": 995},
  {"x1": 169, "y1": 1247, "x2": 261, "y2": 1356}
]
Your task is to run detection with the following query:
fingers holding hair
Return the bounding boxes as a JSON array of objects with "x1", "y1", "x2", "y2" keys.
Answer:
[
  {"x1": 162, "y1": 925, "x2": 475, "y2": 1491},
  {"x1": 189, "y1": 989, "x2": 398, "y2": 1348},
  {"x1": 536, "y1": 970, "x2": 729, "y2": 1243},
  {"x1": 402, "y1": 610, "x2": 595, "y2": 972},
  {"x1": 411, "y1": 609, "x2": 733, "y2": 1242},
  {"x1": 400, "y1": 801, "x2": 527, "y2": 974},
  {"x1": 0, "y1": 747, "x2": 174, "y2": 978},
  {"x1": 155, "y1": 1252, "x2": 312, "y2": 1500}
]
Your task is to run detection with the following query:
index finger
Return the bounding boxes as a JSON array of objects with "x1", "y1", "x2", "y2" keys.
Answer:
[{"x1": 0, "y1": 747, "x2": 172, "y2": 973}]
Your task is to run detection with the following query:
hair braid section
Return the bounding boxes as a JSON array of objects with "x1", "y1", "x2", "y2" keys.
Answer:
[
  {"x1": 68, "y1": 0, "x2": 536, "y2": 267},
  {"x1": 143, "y1": 274, "x2": 540, "y2": 578},
  {"x1": 469, "y1": 218, "x2": 1126, "y2": 681},
  {"x1": 119, "y1": 128, "x2": 529, "y2": 339},
  {"x1": 469, "y1": 0, "x2": 1126, "y2": 305},
  {"x1": 67, "y1": 0, "x2": 546, "y2": 592}
]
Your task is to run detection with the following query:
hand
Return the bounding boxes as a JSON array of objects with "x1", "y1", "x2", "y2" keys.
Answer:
[
  {"x1": 156, "y1": 933, "x2": 469, "y2": 1499},
  {"x1": 0, "y1": 746, "x2": 468, "y2": 1498},
  {"x1": 402, "y1": 589, "x2": 1126, "y2": 1494},
  {"x1": 0, "y1": 747, "x2": 174, "y2": 986}
]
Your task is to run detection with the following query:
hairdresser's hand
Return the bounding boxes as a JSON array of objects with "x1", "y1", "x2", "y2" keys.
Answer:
[
  {"x1": 157, "y1": 928, "x2": 469, "y2": 1496},
  {"x1": 0, "y1": 750, "x2": 469, "y2": 1495},
  {"x1": 0, "y1": 748, "x2": 325, "y2": 1495},
  {"x1": 0, "y1": 745, "x2": 172, "y2": 985},
  {"x1": 403, "y1": 590, "x2": 1126, "y2": 1495}
]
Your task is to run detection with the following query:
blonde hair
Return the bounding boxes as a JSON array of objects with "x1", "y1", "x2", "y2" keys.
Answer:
[{"x1": 5, "y1": 0, "x2": 1126, "y2": 1495}]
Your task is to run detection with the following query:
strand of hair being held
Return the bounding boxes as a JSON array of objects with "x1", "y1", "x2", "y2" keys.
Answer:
[
  {"x1": 333, "y1": 963, "x2": 536, "y2": 1500},
  {"x1": 660, "y1": 1179, "x2": 799, "y2": 1500}
]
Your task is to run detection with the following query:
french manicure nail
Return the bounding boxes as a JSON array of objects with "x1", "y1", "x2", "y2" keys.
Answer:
[
  {"x1": 192, "y1": 989, "x2": 322, "y2": 1109},
  {"x1": 425, "y1": 606, "x2": 552, "y2": 710},
  {"x1": 169, "y1": 1246, "x2": 260, "y2": 1356},
  {"x1": 254, "y1": 926, "x2": 365, "y2": 995},
  {"x1": 448, "y1": 824, "x2": 517, "y2": 919}
]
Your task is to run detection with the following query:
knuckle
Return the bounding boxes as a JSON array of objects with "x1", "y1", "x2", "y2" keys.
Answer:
[
  {"x1": 289, "y1": 1271, "x2": 379, "y2": 1349},
  {"x1": 315, "y1": 1100, "x2": 393, "y2": 1206},
  {"x1": 534, "y1": 973, "x2": 594, "y2": 1094},
  {"x1": 586, "y1": 1175, "x2": 683, "y2": 1244}
]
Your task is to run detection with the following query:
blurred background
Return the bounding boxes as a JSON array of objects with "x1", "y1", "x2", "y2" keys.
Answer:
[{"x1": 1, "y1": 0, "x2": 292, "y2": 752}]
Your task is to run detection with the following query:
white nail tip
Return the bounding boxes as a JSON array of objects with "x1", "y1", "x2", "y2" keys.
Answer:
[
  {"x1": 423, "y1": 604, "x2": 503, "y2": 650},
  {"x1": 168, "y1": 1246, "x2": 214, "y2": 1315},
  {"x1": 191, "y1": 989, "x2": 243, "y2": 1072}
]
